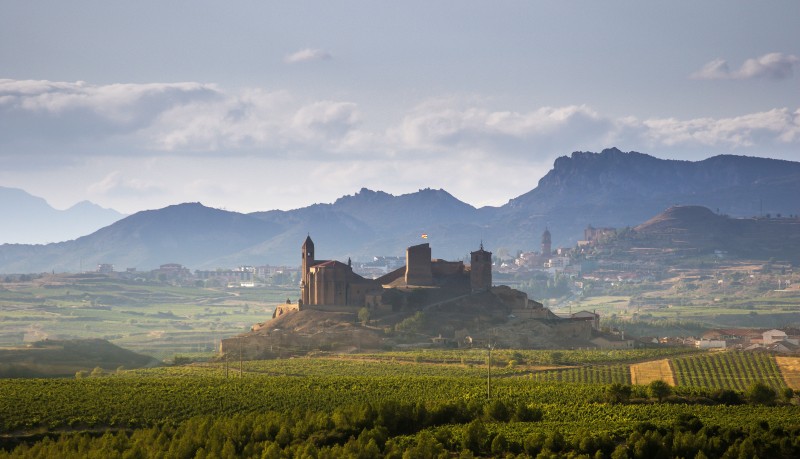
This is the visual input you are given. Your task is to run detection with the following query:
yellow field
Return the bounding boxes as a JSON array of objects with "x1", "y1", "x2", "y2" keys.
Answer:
[
  {"x1": 630, "y1": 359, "x2": 675, "y2": 386},
  {"x1": 775, "y1": 356, "x2": 800, "y2": 390}
]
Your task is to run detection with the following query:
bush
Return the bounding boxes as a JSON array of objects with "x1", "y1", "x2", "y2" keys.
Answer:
[
  {"x1": 647, "y1": 380, "x2": 671, "y2": 402},
  {"x1": 746, "y1": 382, "x2": 777, "y2": 405}
]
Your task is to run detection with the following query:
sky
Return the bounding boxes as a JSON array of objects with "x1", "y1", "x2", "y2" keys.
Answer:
[{"x1": 1, "y1": 1, "x2": 799, "y2": 214}]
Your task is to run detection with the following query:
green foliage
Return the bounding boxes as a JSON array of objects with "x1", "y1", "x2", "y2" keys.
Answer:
[
  {"x1": 746, "y1": 381, "x2": 777, "y2": 405},
  {"x1": 671, "y1": 351, "x2": 787, "y2": 391},
  {"x1": 2, "y1": 350, "x2": 800, "y2": 457},
  {"x1": 358, "y1": 307, "x2": 370, "y2": 326},
  {"x1": 395, "y1": 312, "x2": 425, "y2": 333},
  {"x1": 647, "y1": 380, "x2": 672, "y2": 402},
  {"x1": 604, "y1": 382, "x2": 633, "y2": 403}
]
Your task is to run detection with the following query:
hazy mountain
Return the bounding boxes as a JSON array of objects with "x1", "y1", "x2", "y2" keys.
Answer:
[
  {"x1": 1, "y1": 149, "x2": 798, "y2": 273},
  {"x1": 631, "y1": 205, "x2": 800, "y2": 261},
  {"x1": 0, "y1": 187, "x2": 125, "y2": 244},
  {"x1": 487, "y1": 148, "x2": 800, "y2": 251},
  {"x1": 0, "y1": 203, "x2": 281, "y2": 273}
]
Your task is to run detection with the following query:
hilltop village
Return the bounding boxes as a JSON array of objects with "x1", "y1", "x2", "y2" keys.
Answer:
[{"x1": 220, "y1": 237, "x2": 618, "y2": 358}]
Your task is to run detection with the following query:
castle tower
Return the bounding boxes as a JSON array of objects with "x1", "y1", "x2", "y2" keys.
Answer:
[
  {"x1": 405, "y1": 243, "x2": 433, "y2": 286},
  {"x1": 541, "y1": 228, "x2": 552, "y2": 258},
  {"x1": 470, "y1": 243, "x2": 492, "y2": 292},
  {"x1": 301, "y1": 235, "x2": 315, "y2": 304}
]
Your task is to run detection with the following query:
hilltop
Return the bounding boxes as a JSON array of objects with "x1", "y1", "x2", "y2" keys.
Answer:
[{"x1": 601, "y1": 205, "x2": 800, "y2": 262}]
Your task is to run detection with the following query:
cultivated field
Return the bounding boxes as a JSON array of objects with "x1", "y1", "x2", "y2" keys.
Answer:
[
  {"x1": 1, "y1": 348, "x2": 799, "y2": 457},
  {"x1": 0, "y1": 274, "x2": 292, "y2": 360}
]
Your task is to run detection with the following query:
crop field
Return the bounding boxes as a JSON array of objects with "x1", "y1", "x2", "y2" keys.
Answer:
[
  {"x1": 0, "y1": 274, "x2": 292, "y2": 360},
  {"x1": 671, "y1": 351, "x2": 787, "y2": 391},
  {"x1": 1, "y1": 350, "x2": 799, "y2": 458},
  {"x1": 630, "y1": 359, "x2": 675, "y2": 386}
]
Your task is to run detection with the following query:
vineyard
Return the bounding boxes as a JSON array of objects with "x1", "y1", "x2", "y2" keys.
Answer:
[
  {"x1": 526, "y1": 364, "x2": 631, "y2": 384},
  {"x1": 671, "y1": 352, "x2": 787, "y2": 391},
  {"x1": 1, "y1": 349, "x2": 799, "y2": 457}
]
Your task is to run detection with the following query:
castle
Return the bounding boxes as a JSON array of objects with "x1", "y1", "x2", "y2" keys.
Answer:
[
  {"x1": 273, "y1": 236, "x2": 493, "y2": 317},
  {"x1": 226, "y1": 237, "x2": 598, "y2": 356}
]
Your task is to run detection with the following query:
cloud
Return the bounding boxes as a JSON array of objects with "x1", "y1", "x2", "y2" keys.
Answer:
[
  {"x1": 87, "y1": 171, "x2": 164, "y2": 197},
  {"x1": 390, "y1": 102, "x2": 613, "y2": 158},
  {"x1": 0, "y1": 79, "x2": 219, "y2": 146},
  {"x1": 691, "y1": 52, "x2": 799, "y2": 80},
  {"x1": 146, "y1": 91, "x2": 363, "y2": 154},
  {"x1": 636, "y1": 109, "x2": 800, "y2": 148},
  {"x1": 284, "y1": 48, "x2": 332, "y2": 64},
  {"x1": 2, "y1": 78, "x2": 799, "y2": 170}
]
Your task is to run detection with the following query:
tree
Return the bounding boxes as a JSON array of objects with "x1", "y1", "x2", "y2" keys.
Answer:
[
  {"x1": 490, "y1": 433, "x2": 508, "y2": 455},
  {"x1": 746, "y1": 382, "x2": 776, "y2": 405},
  {"x1": 461, "y1": 419, "x2": 487, "y2": 454},
  {"x1": 358, "y1": 307, "x2": 371, "y2": 326},
  {"x1": 647, "y1": 380, "x2": 671, "y2": 402},
  {"x1": 604, "y1": 383, "x2": 633, "y2": 404}
]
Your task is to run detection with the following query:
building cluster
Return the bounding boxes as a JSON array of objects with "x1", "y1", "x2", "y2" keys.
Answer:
[
  {"x1": 691, "y1": 328, "x2": 800, "y2": 353},
  {"x1": 508, "y1": 228, "x2": 578, "y2": 275},
  {"x1": 95, "y1": 262, "x2": 299, "y2": 287}
]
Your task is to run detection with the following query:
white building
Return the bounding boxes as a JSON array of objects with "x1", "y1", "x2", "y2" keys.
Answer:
[
  {"x1": 763, "y1": 329, "x2": 788, "y2": 345},
  {"x1": 695, "y1": 339, "x2": 726, "y2": 350}
]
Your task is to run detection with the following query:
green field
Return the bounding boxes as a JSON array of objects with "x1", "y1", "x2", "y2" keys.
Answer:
[
  {"x1": 0, "y1": 274, "x2": 292, "y2": 361},
  {"x1": 1, "y1": 349, "x2": 799, "y2": 457}
]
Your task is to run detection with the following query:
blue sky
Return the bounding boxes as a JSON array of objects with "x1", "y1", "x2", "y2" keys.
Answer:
[{"x1": 1, "y1": 1, "x2": 798, "y2": 213}]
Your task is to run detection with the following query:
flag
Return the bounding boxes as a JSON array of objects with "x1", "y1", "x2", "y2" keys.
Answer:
[{"x1": 421, "y1": 233, "x2": 428, "y2": 239}]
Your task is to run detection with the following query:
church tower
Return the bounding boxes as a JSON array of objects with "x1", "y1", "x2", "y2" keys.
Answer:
[
  {"x1": 301, "y1": 236, "x2": 315, "y2": 304},
  {"x1": 541, "y1": 228, "x2": 552, "y2": 258},
  {"x1": 470, "y1": 243, "x2": 492, "y2": 292}
]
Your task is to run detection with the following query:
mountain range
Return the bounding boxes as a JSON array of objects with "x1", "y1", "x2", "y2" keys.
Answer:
[
  {"x1": 0, "y1": 186, "x2": 125, "y2": 244},
  {"x1": 1, "y1": 148, "x2": 798, "y2": 273}
]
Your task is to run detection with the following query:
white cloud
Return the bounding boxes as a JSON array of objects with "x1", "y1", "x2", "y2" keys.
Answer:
[
  {"x1": 0, "y1": 79, "x2": 219, "y2": 147},
  {"x1": 2, "y1": 78, "x2": 799, "y2": 173},
  {"x1": 87, "y1": 171, "x2": 163, "y2": 197},
  {"x1": 691, "y1": 53, "x2": 799, "y2": 80},
  {"x1": 390, "y1": 102, "x2": 612, "y2": 158},
  {"x1": 284, "y1": 48, "x2": 332, "y2": 64},
  {"x1": 635, "y1": 108, "x2": 800, "y2": 149}
]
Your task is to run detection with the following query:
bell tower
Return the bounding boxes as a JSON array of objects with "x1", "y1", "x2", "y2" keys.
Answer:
[
  {"x1": 541, "y1": 228, "x2": 552, "y2": 258},
  {"x1": 470, "y1": 242, "x2": 492, "y2": 292},
  {"x1": 301, "y1": 235, "x2": 315, "y2": 304}
]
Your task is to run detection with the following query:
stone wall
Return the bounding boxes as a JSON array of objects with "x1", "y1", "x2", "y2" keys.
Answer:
[
  {"x1": 405, "y1": 243, "x2": 433, "y2": 286},
  {"x1": 431, "y1": 259, "x2": 464, "y2": 277}
]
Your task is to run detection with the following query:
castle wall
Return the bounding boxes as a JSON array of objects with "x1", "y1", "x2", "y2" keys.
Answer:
[
  {"x1": 431, "y1": 260, "x2": 464, "y2": 277},
  {"x1": 551, "y1": 319, "x2": 593, "y2": 340},
  {"x1": 272, "y1": 303, "x2": 301, "y2": 319},
  {"x1": 405, "y1": 243, "x2": 433, "y2": 286}
]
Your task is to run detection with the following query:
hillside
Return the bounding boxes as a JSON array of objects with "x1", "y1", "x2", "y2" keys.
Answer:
[
  {"x1": 0, "y1": 339, "x2": 161, "y2": 378},
  {"x1": 1, "y1": 149, "x2": 799, "y2": 272},
  {"x1": 605, "y1": 205, "x2": 800, "y2": 261},
  {"x1": 491, "y1": 148, "x2": 800, "y2": 250}
]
